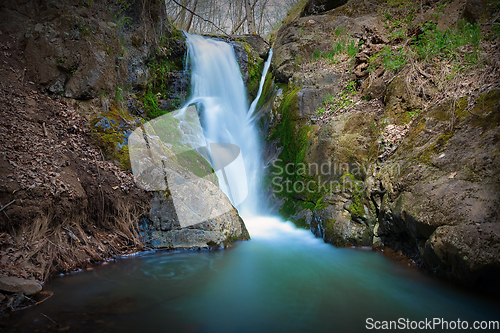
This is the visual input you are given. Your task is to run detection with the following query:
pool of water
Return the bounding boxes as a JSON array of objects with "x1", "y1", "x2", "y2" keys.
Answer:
[{"x1": 5, "y1": 216, "x2": 499, "y2": 332}]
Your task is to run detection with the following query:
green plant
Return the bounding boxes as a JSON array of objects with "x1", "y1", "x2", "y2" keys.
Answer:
[
  {"x1": 115, "y1": 86, "x2": 124, "y2": 102},
  {"x1": 414, "y1": 21, "x2": 482, "y2": 65},
  {"x1": 116, "y1": 16, "x2": 132, "y2": 29},
  {"x1": 346, "y1": 40, "x2": 360, "y2": 58},
  {"x1": 346, "y1": 80, "x2": 357, "y2": 94},
  {"x1": 56, "y1": 57, "x2": 67, "y2": 66},
  {"x1": 114, "y1": 0, "x2": 132, "y2": 30},
  {"x1": 388, "y1": 29, "x2": 406, "y2": 41},
  {"x1": 334, "y1": 26, "x2": 345, "y2": 37},
  {"x1": 322, "y1": 81, "x2": 357, "y2": 114},
  {"x1": 78, "y1": 22, "x2": 93, "y2": 36},
  {"x1": 403, "y1": 109, "x2": 421, "y2": 124},
  {"x1": 380, "y1": 46, "x2": 407, "y2": 71},
  {"x1": 317, "y1": 107, "x2": 326, "y2": 115},
  {"x1": 294, "y1": 54, "x2": 301, "y2": 69},
  {"x1": 143, "y1": 90, "x2": 164, "y2": 119},
  {"x1": 312, "y1": 49, "x2": 320, "y2": 60},
  {"x1": 69, "y1": 66, "x2": 78, "y2": 76}
]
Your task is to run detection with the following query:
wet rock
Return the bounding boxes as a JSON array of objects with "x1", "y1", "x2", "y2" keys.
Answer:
[
  {"x1": 145, "y1": 189, "x2": 250, "y2": 250},
  {"x1": 0, "y1": 274, "x2": 42, "y2": 296},
  {"x1": 311, "y1": 202, "x2": 372, "y2": 247},
  {"x1": 129, "y1": 116, "x2": 250, "y2": 250}
]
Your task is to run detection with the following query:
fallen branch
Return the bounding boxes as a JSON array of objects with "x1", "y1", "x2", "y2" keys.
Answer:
[
  {"x1": 12, "y1": 292, "x2": 54, "y2": 312},
  {"x1": 170, "y1": 0, "x2": 232, "y2": 39},
  {"x1": 0, "y1": 200, "x2": 15, "y2": 212}
]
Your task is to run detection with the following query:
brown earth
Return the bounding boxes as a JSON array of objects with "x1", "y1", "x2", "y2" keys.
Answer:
[{"x1": 0, "y1": 30, "x2": 152, "y2": 294}]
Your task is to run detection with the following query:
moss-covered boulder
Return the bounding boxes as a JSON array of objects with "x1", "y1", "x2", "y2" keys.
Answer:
[{"x1": 311, "y1": 175, "x2": 376, "y2": 247}]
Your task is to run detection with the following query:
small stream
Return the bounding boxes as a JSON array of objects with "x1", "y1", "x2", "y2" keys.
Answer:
[{"x1": 5, "y1": 34, "x2": 499, "y2": 332}]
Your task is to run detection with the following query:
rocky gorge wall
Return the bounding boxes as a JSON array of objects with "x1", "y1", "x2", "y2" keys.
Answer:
[
  {"x1": 0, "y1": 0, "x2": 265, "y2": 306},
  {"x1": 265, "y1": 0, "x2": 500, "y2": 295}
]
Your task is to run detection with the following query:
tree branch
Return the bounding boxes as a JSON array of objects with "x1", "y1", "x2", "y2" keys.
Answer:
[{"x1": 170, "y1": 0, "x2": 233, "y2": 39}]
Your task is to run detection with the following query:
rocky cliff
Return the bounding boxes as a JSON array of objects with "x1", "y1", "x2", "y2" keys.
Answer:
[{"x1": 266, "y1": 0, "x2": 500, "y2": 295}]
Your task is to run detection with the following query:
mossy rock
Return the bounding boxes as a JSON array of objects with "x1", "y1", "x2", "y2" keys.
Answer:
[
  {"x1": 90, "y1": 102, "x2": 143, "y2": 170},
  {"x1": 311, "y1": 202, "x2": 373, "y2": 247},
  {"x1": 383, "y1": 71, "x2": 422, "y2": 125}
]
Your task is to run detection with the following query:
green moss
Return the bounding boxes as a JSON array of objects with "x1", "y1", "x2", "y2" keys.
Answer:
[
  {"x1": 323, "y1": 219, "x2": 348, "y2": 247},
  {"x1": 469, "y1": 90, "x2": 500, "y2": 130},
  {"x1": 340, "y1": 173, "x2": 365, "y2": 217},
  {"x1": 418, "y1": 131, "x2": 454, "y2": 165},
  {"x1": 90, "y1": 102, "x2": 139, "y2": 170},
  {"x1": 269, "y1": 87, "x2": 331, "y2": 221},
  {"x1": 233, "y1": 40, "x2": 265, "y2": 102}
]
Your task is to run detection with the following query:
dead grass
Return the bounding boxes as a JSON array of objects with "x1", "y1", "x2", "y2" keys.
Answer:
[{"x1": 0, "y1": 199, "x2": 150, "y2": 283}]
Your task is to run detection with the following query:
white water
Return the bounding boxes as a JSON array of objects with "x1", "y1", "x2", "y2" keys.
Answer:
[{"x1": 182, "y1": 33, "x2": 271, "y2": 220}]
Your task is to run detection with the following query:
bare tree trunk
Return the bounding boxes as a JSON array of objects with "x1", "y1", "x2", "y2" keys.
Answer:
[
  {"x1": 174, "y1": 0, "x2": 191, "y2": 29},
  {"x1": 185, "y1": 0, "x2": 199, "y2": 33},
  {"x1": 245, "y1": 0, "x2": 256, "y2": 34},
  {"x1": 257, "y1": 0, "x2": 269, "y2": 35},
  {"x1": 231, "y1": 0, "x2": 258, "y2": 34}
]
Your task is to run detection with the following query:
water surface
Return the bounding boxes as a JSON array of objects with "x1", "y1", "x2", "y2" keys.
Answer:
[{"x1": 6, "y1": 217, "x2": 499, "y2": 332}]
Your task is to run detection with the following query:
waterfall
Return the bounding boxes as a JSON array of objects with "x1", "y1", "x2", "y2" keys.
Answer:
[{"x1": 180, "y1": 33, "x2": 272, "y2": 217}]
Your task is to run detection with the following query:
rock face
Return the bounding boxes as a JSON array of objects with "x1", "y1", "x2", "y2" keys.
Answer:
[
  {"x1": 268, "y1": 0, "x2": 500, "y2": 294},
  {"x1": 145, "y1": 191, "x2": 250, "y2": 249},
  {"x1": 232, "y1": 34, "x2": 270, "y2": 58},
  {"x1": 0, "y1": 0, "x2": 186, "y2": 99},
  {"x1": 271, "y1": 14, "x2": 382, "y2": 83},
  {"x1": 0, "y1": 274, "x2": 42, "y2": 296},
  {"x1": 374, "y1": 91, "x2": 500, "y2": 291}
]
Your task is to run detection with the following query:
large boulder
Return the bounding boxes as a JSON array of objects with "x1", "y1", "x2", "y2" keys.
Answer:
[
  {"x1": 128, "y1": 109, "x2": 250, "y2": 250},
  {"x1": 374, "y1": 90, "x2": 500, "y2": 292},
  {"x1": 145, "y1": 190, "x2": 250, "y2": 249},
  {"x1": 271, "y1": 11, "x2": 384, "y2": 83}
]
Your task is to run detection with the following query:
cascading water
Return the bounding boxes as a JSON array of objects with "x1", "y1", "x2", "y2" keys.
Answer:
[{"x1": 180, "y1": 32, "x2": 270, "y2": 219}]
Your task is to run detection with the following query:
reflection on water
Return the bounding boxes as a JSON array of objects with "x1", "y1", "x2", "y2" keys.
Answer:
[{"x1": 4, "y1": 216, "x2": 499, "y2": 333}]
